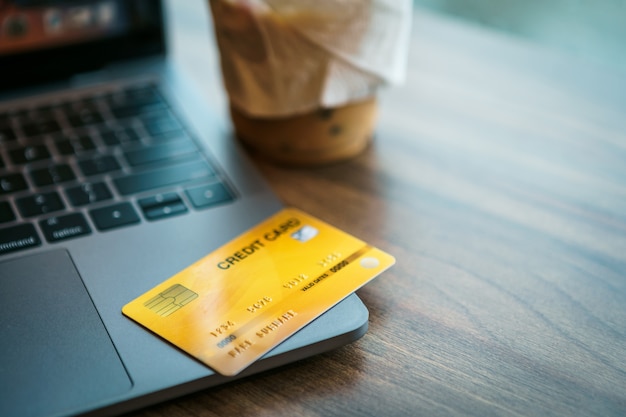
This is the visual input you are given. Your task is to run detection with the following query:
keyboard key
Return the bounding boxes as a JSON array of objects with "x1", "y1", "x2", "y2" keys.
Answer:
[
  {"x1": 78, "y1": 155, "x2": 121, "y2": 176},
  {"x1": 89, "y1": 202, "x2": 140, "y2": 231},
  {"x1": 67, "y1": 108, "x2": 104, "y2": 128},
  {"x1": 185, "y1": 182, "x2": 234, "y2": 209},
  {"x1": 108, "y1": 86, "x2": 166, "y2": 118},
  {"x1": 8, "y1": 108, "x2": 28, "y2": 119},
  {"x1": 64, "y1": 97, "x2": 98, "y2": 110},
  {"x1": 0, "y1": 201, "x2": 16, "y2": 223},
  {"x1": 149, "y1": 130, "x2": 189, "y2": 144},
  {"x1": 124, "y1": 140, "x2": 196, "y2": 167},
  {"x1": 65, "y1": 182, "x2": 112, "y2": 206},
  {"x1": 113, "y1": 159, "x2": 213, "y2": 196},
  {"x1": 100, "y1": 126, "x2": 140, "y2": 146},
  {"x1": 138, "y1": 192, "x2": 187, "y2": 220},
  {"x1": 17, "y1": 105, "x2": 55, "y2": 119},
  {"x1": 30, "y1": 164, "x2": 76, "y2": 186},
  {"x1": 16, "y1": 192, "x2": 65, "y2": 218},
  {"x1": 39, "y1": 213, "x2": 92, "y2": 242},
  {"x1": 0, "y1": 173, "x2": 28, "y2": 195},
  {"x1": 141, "y1": 111, "x2": 181, "y2": 136},
  {"x1": 55, "y1": 134, "x2": 96, "y2": 155},
  {"x1": 9, "y1": 144, "x2": 51, "y2": 164},
  {"x1": 0, "y1": 126, "x2": 17, "y2": 142},
  {"x1": 31, "y1": 104, "x2": 57, "y2": 117},
  {"x1": 111, "y1": 102, "x2": 165, "y2": 119},
  {"x1": 22, "y1": 119, "x2": 61, "y2": 136},
  {"x1": 125, "y1": 85, "x2": 162, "y2": 104},
  {"x1": 0, "y1": 223, "x2": 42, "y2": 255}
]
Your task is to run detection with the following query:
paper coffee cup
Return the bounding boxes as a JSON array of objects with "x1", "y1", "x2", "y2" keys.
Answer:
[{"x1": 209, "y1": 0, "x2": 411, "y2": 165}]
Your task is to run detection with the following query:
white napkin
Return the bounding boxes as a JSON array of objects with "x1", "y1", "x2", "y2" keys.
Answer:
[{"x1": 210, "y1": 0, "x2": 412, "y2": 117}]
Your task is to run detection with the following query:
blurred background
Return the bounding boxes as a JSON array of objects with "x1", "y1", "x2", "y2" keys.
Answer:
[{"x1": 413, "y1": 0, "x2": 626, "y2": 72}]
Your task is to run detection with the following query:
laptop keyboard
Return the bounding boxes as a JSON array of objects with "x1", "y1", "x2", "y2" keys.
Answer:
[{"x1": 0, "y1": 83, "x2": 235, "y2": 256}]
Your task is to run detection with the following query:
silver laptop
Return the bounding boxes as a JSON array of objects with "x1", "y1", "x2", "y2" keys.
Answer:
[{"x1": 0, "y1": 1, "x2": 369, "y2": 416}]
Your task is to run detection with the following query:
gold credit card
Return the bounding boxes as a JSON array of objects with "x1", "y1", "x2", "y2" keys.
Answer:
[{"x1": 122, "y1": 208, "x2": 395, "y2": 376}]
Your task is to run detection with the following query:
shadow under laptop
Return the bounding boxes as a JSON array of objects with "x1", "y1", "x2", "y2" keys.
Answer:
[{"x1": 123, "y1": 344, "x2": 367, "y2": 417}]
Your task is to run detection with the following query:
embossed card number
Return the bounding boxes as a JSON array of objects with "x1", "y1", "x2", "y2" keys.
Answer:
[{"x1": 122, "y1": 208, "x2": 395, "y2": 376}]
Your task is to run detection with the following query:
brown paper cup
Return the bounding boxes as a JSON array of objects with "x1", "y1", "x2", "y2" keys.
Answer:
[{"x1": 208, "y1": 0, "x2": 399, "y2": 165}]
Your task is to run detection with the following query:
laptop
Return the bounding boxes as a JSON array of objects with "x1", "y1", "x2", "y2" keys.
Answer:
[{"x1": 0, "y1": 1, "x2": 369, "y2": 416}]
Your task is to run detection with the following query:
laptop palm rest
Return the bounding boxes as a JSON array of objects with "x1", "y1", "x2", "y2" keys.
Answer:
[{"x1": 0, "y1": 250, "x2": 131, "y2": 417}]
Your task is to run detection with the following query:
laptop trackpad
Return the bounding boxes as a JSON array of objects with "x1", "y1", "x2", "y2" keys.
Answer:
[{"x1": 0, "y1": 250, "x2": 131, "y2": 417}]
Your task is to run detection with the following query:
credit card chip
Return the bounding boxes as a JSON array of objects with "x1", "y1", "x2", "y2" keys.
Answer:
[{"x1": 144, "y1": 284, "x2": 198, "y2": 317}]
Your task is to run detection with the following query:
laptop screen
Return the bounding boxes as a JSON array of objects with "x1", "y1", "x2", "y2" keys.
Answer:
[{"x1": 0, "y1": 0, "x2": 164, "y2": 90}]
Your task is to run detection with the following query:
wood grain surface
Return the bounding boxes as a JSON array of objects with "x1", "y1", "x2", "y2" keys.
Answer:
[{"x1": 129, "y1": 3, "x2": 626, "y2": 416}]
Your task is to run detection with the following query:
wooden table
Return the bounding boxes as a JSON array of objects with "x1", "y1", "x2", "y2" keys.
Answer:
[{"x1": 134, "y1": 3, "x2": 626, "y2": 416}]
